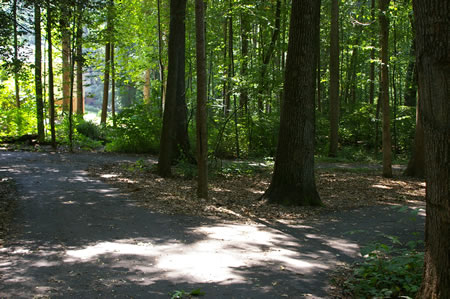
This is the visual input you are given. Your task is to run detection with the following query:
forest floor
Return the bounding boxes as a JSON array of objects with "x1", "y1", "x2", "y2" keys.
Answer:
[{"x1": 0, "y1": 148, "x2": 425, "y2": 298}]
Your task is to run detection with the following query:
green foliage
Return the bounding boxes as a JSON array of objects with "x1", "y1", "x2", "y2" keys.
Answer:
[
  {"x1": 343, "y1": 240, "x2": 423, "y2": 298},
  {"x1": 0, "y1": 71, "x2": 36, "y2": 138},
  {"x1": 76, "y1": 119, "x2": 103, "y2": 141},
  {"x1": 105, "y1": 103, "x2": 161, "y2": 153}
]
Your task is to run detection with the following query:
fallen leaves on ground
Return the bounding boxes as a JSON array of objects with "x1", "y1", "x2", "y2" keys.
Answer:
[{"x1": 88, "y1": 162, "x2": 425, "y2": 223}]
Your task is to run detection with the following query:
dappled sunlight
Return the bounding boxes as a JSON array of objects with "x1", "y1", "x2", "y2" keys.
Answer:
[
  {"x1": 371, "y1": 184, "x2": 392, "y2": 190},
  {"x1": 63, "y1": 222, "x2": 333, "y2": 284}
]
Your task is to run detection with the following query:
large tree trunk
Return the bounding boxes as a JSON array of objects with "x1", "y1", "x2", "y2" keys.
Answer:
[
  {"x1": 413, "y1": 0, "x2": 450, "y2": 297},
  {"x1": 379, "y1": 0, "x2": 392, "y2": 178},
  {"x1": 328, "y1": 0, "x2": 339, "y2": 157},
  {"x1": 157, "y1": 0, "x2": 187, "y2": 177},
  {"x1": 173, "y1": 0, "x2": 193, "y2": 163},
  {"x1": 34, "y1": 3, "x2": 45, "y2": 143},
  {"x1": 195, "y1": 0, "x2": 208, "y2": 199},
  {"x1": 47, "y1": 0, "x2": 56, "y2": 148},
  {"x1": 261, "y1": 0, "x2": 321, "y2": 207}
]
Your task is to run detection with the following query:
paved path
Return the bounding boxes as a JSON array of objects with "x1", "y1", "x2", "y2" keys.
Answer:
[{"x1": 0, "y1": 151, "x2": 424, "y2": 298}]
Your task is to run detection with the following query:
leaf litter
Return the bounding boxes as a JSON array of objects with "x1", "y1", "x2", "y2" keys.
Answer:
[{"x1": 87, "y1": 161, "x2": 425, "y2": 224}]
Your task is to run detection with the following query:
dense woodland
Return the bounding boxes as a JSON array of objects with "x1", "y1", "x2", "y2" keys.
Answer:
[{"x1": 0, "y1": 0, "x2": 448, "y2": 297}]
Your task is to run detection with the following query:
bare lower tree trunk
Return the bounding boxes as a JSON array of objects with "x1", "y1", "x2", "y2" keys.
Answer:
[
  {"x1": 195, "y1": 0, "x2": 208, "y2": 199},
  {"x1": 157, "y1": 0, "x2": 187, "y2": 177},
  {"x1": 404, "y1": 98, "x2": 424, "y2": 178},
  {"x1": 379, "y1": 0, "x2": 392, "y2": 178},
  {"x1": 261, "y1": 0, "x2": 322, "y2": 207},
  {"x1": 413, "y1": 0, "x2": 450, "y2": 296}
]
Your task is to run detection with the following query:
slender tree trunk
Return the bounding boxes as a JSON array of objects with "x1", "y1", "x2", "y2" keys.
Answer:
[
  {"x1": 195, "y1": 0, "x2": 208, "y2": 199},
  {"x1": 13, "y1": 0, "x2": 20, "y2": 108},
  {"x1": 368, "y1": 0, "x2": 376, "y2": 104},
  {"x1": 261, "y1": 0, "x2": 322, "y2": 207},
  {"x1": 143, "y1": 69, "x2": 151, "y2": 105},
  {"x1": 61, "y1": 7, "x2": 70, "y2": 112},
  {"x1": 76, "y1": 6, "x2": 83, "y2": 115},
  {"x1": 329, "y1": 0, "x2": 339, "y2": 157},
  {"x1": 379, "y1": 0, "x2": 392, "y2": 178},
  {"x1": 34, "y1": 3, "x2": 45, "y2": 143},
  {"x1": 101, "y1": 41, "x2": 110, "y2": 124},
  {"x1": 157, "y1": 0, "x2": 165, "y2": 116},
  {"x1": 239, "y1": 10, "x2": 249, "y2": 115},
  {"x1": 47, "y1": 0, "x2": 55, "y2": 148},
  {"x1": 413, "y1": 0, "x2": 450, "y2": 297},
  {"x1": 157, "y1": 0, "x2": 187, "y2": 177},
  {"x1": 111, "y1": 43, "x2": 116, "y2": 127},
  {"x1": 257, "y1": 0, "x2": 281, "y2": 113}
]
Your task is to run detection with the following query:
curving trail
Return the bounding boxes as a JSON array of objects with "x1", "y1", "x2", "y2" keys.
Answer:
[{"x1": 0, "y1": 151, "x2": 424, "y2": 298}]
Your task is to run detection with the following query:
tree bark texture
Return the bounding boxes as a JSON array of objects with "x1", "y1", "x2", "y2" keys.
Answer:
[
  {"x1": 195, "y1": 0, "x2": 208, "y2": 199},
  {"x1": 76, "y1": 7, "x2": 84, "y2": 115},
  {"x1": 13, "y1": 0, "x2": 20, "y2": 108},
  {"x1": 144, "y1": 69, "x2": 151, "y2": 104},
  {"x1": 174, "y1": 0, "x2": 193, "y2": 163},
  {"x1": 404, "y1": 99, "x2": 425, "y2": 178},
  {"x1": 157, "y1": 0, "x2": 187, "y2": 177},
  {"x1": 60, "y1": 7, "x2": 71, "y2": 112},
  {"x1": 101, "y1": 41, "x2": 111, "y2": 124},
  {"x1": 111, "y1": 44, "x2": 116, "y2": 127},
  {"x1": 262, "y1": 0, "x2": 322, "y2": 207},
  {"x1": 34, "y1": 3, "x2": 45, "y2": 143},
  {"x1": 413, "y1": 0, "x2": 450, "y2": 297},
  {"x1": 368, "y1": 0, "x2": 376, "y2": 105},
  {"x1": 47, "y1": 0, "x2": 56, "y2": 147},
  {"x1": 379, "y1": 0, "x2": 392, "y2": 178},
  {"x1": 257, "y1": 0, "x2": 281, "y2": 113},
  {"x1": 328, "y1": 0, "x2": 339, "y2": 157}
]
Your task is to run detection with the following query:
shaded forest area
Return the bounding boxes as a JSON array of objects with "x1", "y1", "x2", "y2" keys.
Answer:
[{"x1": 0, "y1": 0, "x2": 448, "y2": 297}]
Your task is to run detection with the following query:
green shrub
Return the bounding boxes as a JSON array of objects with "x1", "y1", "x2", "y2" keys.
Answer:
[
  {"x1": 105, "y1": 103, "x2": 161, "y2": 153},
  {"x1": 76, "y1": 120, "x2": 103, "y2": 141},
  {"x1": 342, "y1": 238, "x2": 424, "y2": 298}
]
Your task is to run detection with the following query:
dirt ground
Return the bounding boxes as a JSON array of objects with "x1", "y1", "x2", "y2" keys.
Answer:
[{"x1": 0, "y1": 150, "x2": 425, "y2": 298}]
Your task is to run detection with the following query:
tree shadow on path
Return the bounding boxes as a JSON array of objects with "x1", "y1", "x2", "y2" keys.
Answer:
[{"x1": 0, "y1": 151, "x2": 424, "y2": 298}]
